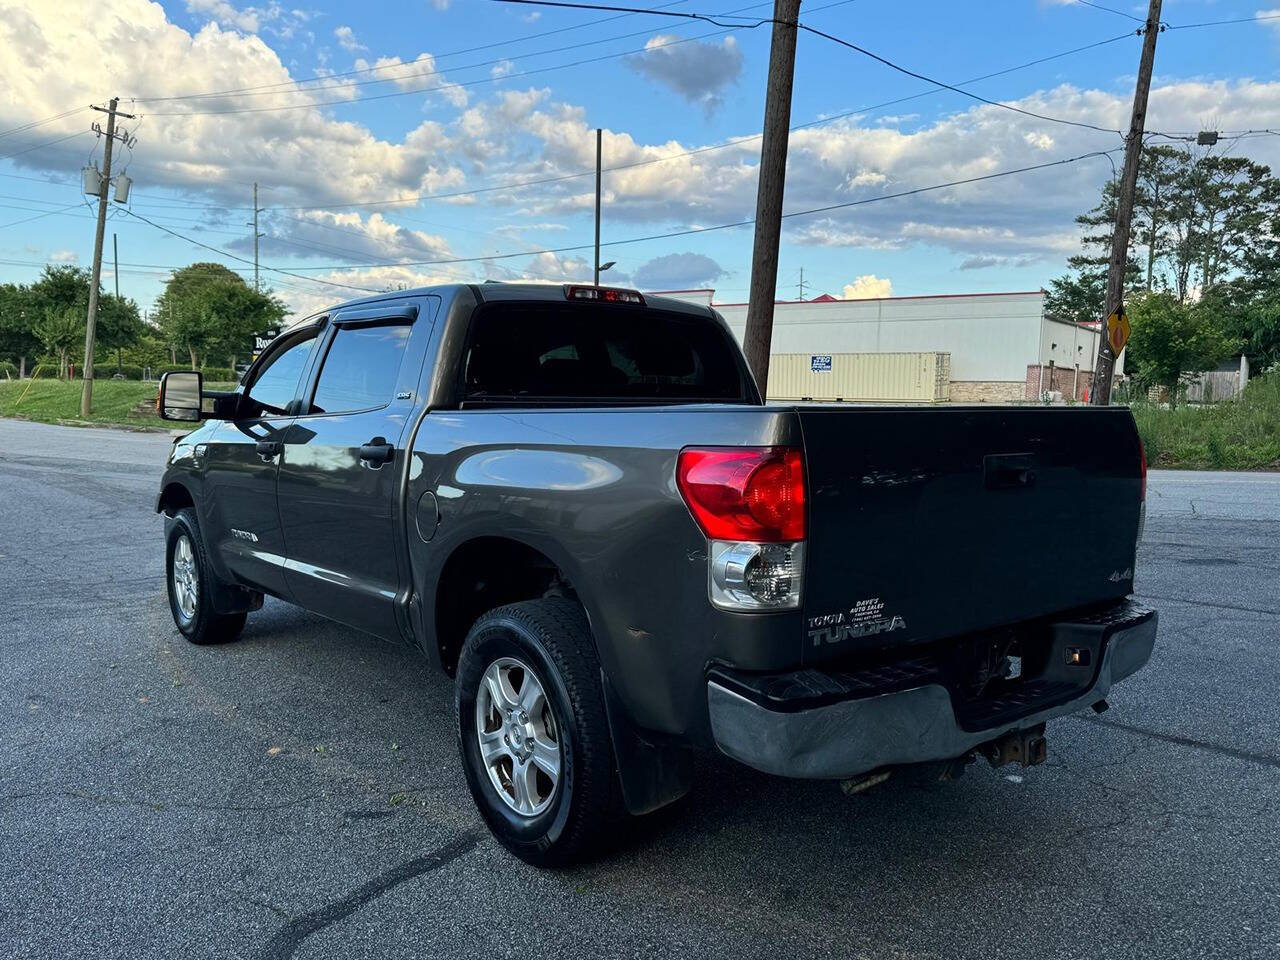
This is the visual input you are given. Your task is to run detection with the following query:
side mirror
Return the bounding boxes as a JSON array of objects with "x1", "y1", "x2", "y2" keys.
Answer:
[{"x1": 158, "y1": 371, "x2": 203, "y2": 422}]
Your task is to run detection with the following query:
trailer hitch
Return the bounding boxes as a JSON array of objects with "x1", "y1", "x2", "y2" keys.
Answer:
[{"x1": 980, "y1": 723, "x2": 1047, "y2": 768}]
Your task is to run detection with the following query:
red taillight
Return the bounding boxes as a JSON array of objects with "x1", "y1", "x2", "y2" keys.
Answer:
[
  {"x1": 1139, "y1": 438, "x2": 1147, "y2": 501},
  {"x1": 676, "y1": 447, "x2": 806, "y2": 542}
]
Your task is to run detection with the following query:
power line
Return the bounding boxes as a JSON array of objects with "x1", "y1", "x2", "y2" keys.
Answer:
[
  {"x1": 275, "y1": 148, "x2": 1120, "y2": 272},
  {"x1": 0, "y1": 202, "x2": 87, "y2": 230},
  {"x1": 797, "y1": 22, "x2": 1127, "y2": 135},
  {"x1": 1166, "y1": 12, "x2": 1280, "y2": 30},
  {"x1": 0, "y1": 131, "x2": 90, "y2": 162},
  {"x1": 120, "y1": 209, "x2": 383, "y2": 293},
  {"x1": 0, "y1": 107, "x2": 90, "y2": 140},
  {"x1": 492, "y1": 0, "x2": 779, "y2": 27},
  {"x1": 1070, "y1": 0, "x2": 1145, "y2": 24}
]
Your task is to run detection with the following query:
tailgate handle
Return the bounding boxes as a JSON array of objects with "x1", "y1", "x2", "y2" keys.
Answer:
[{"x1": 985, "y1": 453, "x2": 1036, "y2": 490}]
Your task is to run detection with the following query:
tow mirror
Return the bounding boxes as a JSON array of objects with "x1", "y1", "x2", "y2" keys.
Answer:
[{"x1": 158, "y1": 371, "x2": 203, "y2": 422}]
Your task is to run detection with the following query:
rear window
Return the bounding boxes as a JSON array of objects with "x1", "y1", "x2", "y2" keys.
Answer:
[{"x1": 462, "y1": 304, "x2": 750, "y2": 404}]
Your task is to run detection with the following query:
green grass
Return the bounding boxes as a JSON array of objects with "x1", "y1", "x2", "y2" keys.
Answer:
[
  {"x1": 0, "y1": 379, "x2": 236, "y2": 429},
  {"x1": 1132, "y1": 374, "x2": 1280, "y2": 470}
]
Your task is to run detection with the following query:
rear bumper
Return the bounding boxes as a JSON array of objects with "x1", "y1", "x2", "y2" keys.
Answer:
[{"x1": 707, "y1": 600, "x2": 1156, "y2": 779}]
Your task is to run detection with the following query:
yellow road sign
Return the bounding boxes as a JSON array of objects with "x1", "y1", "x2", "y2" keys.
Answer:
[{"x1": 1107, "y1": 307, "x2": 1130, "y2": 356}]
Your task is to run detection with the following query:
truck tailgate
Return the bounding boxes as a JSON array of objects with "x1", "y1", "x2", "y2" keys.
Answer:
[{"x1": 798, "y1": 406, "x2": 1143, "y2": 665}]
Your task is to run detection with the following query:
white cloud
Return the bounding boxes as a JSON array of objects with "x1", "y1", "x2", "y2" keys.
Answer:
[
  {"x1": 351, "y1": 52, "x2": 468, "y2": 106},
  {"x1": 49, "y1": 249, "x2": 79, "y2": 264},
  {"x1": 333, "y1": 25, "x2": 366, "y2": 52},
  {"x1": 627, "y1": 34, "x2": 743, "y2": 111},
  {"x1": 260, "y1": 210, "x2": 455, "y2": 263},
  {"x1": 491, "y1": 60, "x2": 515, "y2": 79},
  {"x1": 842, "y1": 275, "x2": 893, "y2": 299},
  {"x1": 184, "y1": 0, "x2": 283, "y2": 33},
  {"x1": 430, "y1": 0, "x2": 450, "y2": 8},
  {"x1": 0, "y1": 1, "x2": 469, "y2": 213}
]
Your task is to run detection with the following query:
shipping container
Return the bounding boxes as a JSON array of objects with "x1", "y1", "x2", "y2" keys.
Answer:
[{"x1": 765, "y1": 352, "x2": 951, "y2": 404}]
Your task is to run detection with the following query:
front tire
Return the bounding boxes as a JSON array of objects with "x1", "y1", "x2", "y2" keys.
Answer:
[
  {"x1": 165, "y1": 507, "x2": 247, "y2": 645},
  {"x1": 456, "y1": 599, "x2": 623, "y2": 866}
]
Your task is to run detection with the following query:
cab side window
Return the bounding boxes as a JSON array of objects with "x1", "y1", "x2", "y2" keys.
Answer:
[
  {"x1": 308, "y1": 323, "x2": 412, "y2": 414},
  {"x1": 245, "y1": 332, "x2": 317, "y2": 415}
]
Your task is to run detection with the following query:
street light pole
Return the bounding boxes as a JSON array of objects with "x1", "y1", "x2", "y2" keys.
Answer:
[{"x1": 593, "y1": 128, "x2": 602, "y2": 286}]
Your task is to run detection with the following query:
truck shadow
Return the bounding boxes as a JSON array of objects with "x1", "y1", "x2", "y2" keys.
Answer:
[{"x1": 218, "y1": 599, "x2": 1145, "y2": 934}]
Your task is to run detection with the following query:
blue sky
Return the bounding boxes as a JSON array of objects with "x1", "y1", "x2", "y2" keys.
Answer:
[{"x1": 1, "y1": 0, "x2": 1278, "y2": 318}]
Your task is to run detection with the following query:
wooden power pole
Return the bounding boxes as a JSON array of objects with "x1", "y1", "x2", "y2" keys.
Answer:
[
  {"x1": 743, "y1": 0, "x2": 801, "y2": 397},
  {"x1": 1089, "y1": 0, "x2": 1163, "y2": 405},
  {"x1": 81, "y1": 97, "x2": 135, "y2": 418}
]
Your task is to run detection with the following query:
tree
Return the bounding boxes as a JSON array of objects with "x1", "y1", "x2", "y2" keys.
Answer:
[
  {"x1": 1126, "y1": 291, "x2": 1238, "y2": 402},
  {"x1": 34, "y1": 306, "x2": 84, "y2": 379},
  {"x1": 30, "y1": 264, "x2": 91, "y2": 313},
  {"x1": 1049, "y1": 145, "x2": 1280, "y2": 374},
  {"x1": 156, "y1": 263, "x2": 285, "y2": 370},
  {"x1": 1134, "y1": 145, "x2": 1184, "y2": 291},
  {"x1": 95, "y1": 293, "x2": 145, "y2": 372},
  {"x1": 1044, "y1": 179, "x2": 1141, "y2": 325},
  {"x1": 0, "y1": 283, "x2": 39, "y2": 376},
  {"x1": 1201, "y1": 281, "x2": 1280, "y2": 369}
]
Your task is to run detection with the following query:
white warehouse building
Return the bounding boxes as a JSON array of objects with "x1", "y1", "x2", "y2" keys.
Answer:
[{"x1": 656, "y1": 289, "x2": 1112, "y2": 404}]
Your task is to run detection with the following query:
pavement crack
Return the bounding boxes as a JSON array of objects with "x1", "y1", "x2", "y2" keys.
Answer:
[
  {"x1": 0, "y1": 789, "x2": 345, "y2": 813},
  {"x1": 255, "y1": 832, "x2": 481, "y2": 960},
  {"x1": 1068, "y1": 715, "x2": 1280, "y2": 771}
]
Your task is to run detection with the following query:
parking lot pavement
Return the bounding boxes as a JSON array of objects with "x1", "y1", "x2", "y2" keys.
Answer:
[{"x1": 1, "y1": 418, "x2": 1277, "y2": 960}]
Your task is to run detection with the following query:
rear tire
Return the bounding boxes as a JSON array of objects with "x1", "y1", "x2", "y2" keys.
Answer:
[
  {"x1": 165, "y1": 507, "x2": 247, "y2": 645},
  {"x1": 456, "y1": 598, "x2": 624, "y2": 866}
]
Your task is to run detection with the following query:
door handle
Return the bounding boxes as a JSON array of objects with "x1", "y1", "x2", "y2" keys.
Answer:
[
  {"x1": 256, "y1": 440, "x2": 282, "y2": 462},
  {"x1": 359, "y1": 437, "x2": 394, "y2": 467}
]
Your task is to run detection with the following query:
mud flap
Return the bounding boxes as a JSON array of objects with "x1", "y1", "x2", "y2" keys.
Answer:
[{"x1": 601, "y1": 671, "x2": 693, "y2": 816}]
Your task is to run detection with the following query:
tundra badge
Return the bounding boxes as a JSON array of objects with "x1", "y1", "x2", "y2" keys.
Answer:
[{"x1": 807, "y1": 597, "x2": 907, "y2": 646}]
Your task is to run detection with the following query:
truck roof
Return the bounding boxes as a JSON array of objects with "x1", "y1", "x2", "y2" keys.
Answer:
[{"x1": 310, "y1": 282, "x2": 718, "y2": 321}]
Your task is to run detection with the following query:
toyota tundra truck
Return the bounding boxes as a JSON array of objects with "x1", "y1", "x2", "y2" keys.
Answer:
[{"x1": 155, "y1": 282, "x2": 1156, "y2": 865}]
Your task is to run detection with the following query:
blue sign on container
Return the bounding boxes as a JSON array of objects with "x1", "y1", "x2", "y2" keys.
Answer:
[{"x1": 811, "y1": 354, "x2": 833, "y2": 372}]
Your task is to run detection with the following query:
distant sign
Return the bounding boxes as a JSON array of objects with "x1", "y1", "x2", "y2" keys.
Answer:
[
  {"x1": 811, "y1": 354, "x2": 833, "y2": 373},
  {"x1": 1107, "y1": 307, "x2": 1130, "y2": 356}
]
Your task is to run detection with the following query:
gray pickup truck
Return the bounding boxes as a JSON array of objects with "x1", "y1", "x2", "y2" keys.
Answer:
[{"x1": 156, "y1": 282, "x2": 1156, "y2": 865}]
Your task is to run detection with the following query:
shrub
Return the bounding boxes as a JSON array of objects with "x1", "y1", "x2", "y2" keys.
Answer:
[
  {"x1": 155, "y1": 364, "x2": 233, "y2": 382},
  {"x1": 99, "y1": 363, "x2": 144, "y2": 380},
  {"x1": 1131, "y1": 372, "x2": 1280, "y2": 469}
]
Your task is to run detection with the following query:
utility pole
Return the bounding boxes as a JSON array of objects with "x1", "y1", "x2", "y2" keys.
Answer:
[
  {"x1": 797, "y1": 266, "x2": 808, "y2": 301},
  {"x1": 81, "y1": 97, "x2": 136, "y2": 417},
  {"x1": 113, "y1": 233, "x2": 119, "y2": 297},
  {"x1": 593, "y1": 128, "x2": 602, "y2": 286},
  {"x1": 1089, "y1": 0, "x2": 1162, "y2": 406},
  {"x1": 743, "y1": 0, "x2": 801, "y2": 396},
  {"x1": 248, "y1": 182, "x2": 265, "y2": 291}
]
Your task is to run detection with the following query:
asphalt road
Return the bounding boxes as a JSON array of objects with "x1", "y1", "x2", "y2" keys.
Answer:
[{"x1": 1, "y1": 418, "x2": 1277, "y2": 960}]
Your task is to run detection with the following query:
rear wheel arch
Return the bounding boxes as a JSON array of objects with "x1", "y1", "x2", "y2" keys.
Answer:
[{"x1": 432, "y1": 535, "x2": 588, "y2": 676}]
